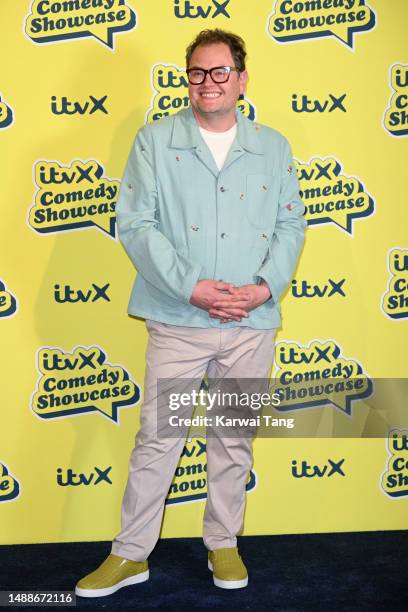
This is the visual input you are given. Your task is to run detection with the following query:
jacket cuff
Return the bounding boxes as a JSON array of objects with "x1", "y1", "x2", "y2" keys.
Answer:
[{"x1": 180, "y1": 263, "x2": 203, "y2": 305}]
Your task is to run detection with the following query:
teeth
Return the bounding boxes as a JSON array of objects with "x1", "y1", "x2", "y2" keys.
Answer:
[{"x1": 201, "y1": 93, "x2": 221, "y2": 98}]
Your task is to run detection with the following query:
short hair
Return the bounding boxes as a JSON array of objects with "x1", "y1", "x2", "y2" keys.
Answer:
[{"x1": 186, "y1": 29, "x2": 247, "y2": 72}]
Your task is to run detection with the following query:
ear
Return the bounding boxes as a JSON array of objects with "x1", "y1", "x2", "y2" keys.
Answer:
[{"x1": 239, "y1": 70, "x2": 248, "y2": 95}]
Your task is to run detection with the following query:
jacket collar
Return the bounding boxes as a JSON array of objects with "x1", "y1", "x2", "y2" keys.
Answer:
[{"x1": 169, "y1": 106, "x2": 263, "y2": 155}]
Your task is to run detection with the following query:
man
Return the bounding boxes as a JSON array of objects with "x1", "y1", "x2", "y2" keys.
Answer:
[{"x1": 76, "y1": 28, "x2": 306, "y2": 597}]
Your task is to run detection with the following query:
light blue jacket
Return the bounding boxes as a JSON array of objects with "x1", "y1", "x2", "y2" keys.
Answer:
[{"x1": 116, "y1": 107, "x2": 307, "y2": 329}]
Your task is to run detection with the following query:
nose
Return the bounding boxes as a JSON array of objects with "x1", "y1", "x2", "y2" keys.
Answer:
[{"x1": 202, "y1": 71, "x2": 214, "y2": 84}]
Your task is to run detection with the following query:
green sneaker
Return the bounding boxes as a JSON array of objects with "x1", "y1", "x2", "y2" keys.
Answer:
[
  {"x1": 75, "y1": 553, "x2": 149, "y2": 598},
  {"x1": 208, "y1": 547, "x2": 248, "y2": 589}
]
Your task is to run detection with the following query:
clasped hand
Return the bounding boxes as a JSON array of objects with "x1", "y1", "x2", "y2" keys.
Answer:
[{"x1": 190, "y1": 279, "x2": 271, "y2": 323}]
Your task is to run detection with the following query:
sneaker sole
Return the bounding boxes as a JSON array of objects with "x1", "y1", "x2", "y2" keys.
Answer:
[
  {"x1": 75, "y1": 570, "x2": 149, "y2": 598},
  {"x1": 208, "y1": 560, "x2": 248, "y2": 589}
]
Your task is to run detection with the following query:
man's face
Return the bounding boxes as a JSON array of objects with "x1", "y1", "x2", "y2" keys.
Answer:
[{"x1": 187, "y1": 42, "x2": 248, "y2": 125}]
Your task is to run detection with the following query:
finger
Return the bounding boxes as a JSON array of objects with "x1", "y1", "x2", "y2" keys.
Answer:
[
  {"x1": 225, "y1": 294, "x2": 250, "y2": 302},
  {"x1": 209, "y1": 308, "x2": 240, "y2": 320},
  {"x1": 213, "y1": 299, "x2": 250, "y2": 308},
  {"x1": 209, "y1": 309, "x2": 242, "y2": 321},
  {"x1": 209, "y1": 308, "x2": 230, "y2": 318},
  {"x1": 212, "y1": 307, "x2": 249, "y2": 318},
  {"x1": 212, "y1": 303, "x2": 249, "y2": 314},
  {"x1": 229, "y1": 287, "x2": 251, "y2": 297},
  {"x1": 225, "y1": 292, "x2": 249, "y2": 300},
  {"x1": 223, "y1": 283, "x2": 249, "y2": 295},
  {"x1": 209, "y1": 310, "x2": 225, "y2": 319},
  {"x1": 214, "y1": 281, "x2": 235, "y2": 292}
]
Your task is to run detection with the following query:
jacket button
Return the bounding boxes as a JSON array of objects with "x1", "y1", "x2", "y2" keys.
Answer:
[
  {"x1": 220, "y1": 186, "x2": 226, "y2": 192},
  {"x1": 221, "y1": 232, "x2": 227, "y2": 239}
]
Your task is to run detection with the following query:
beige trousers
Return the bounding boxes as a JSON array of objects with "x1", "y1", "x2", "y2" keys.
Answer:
[{"x1": 111, "y1": 320, "x2": 277, "y2": 561}]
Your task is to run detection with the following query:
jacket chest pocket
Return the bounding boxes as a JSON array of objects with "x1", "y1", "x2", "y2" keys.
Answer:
[{"x1": 245, "y1": 173, "x2": 279, "y2": 228}]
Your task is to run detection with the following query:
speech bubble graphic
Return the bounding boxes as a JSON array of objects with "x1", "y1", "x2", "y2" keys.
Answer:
[
  {"x1": 24, "y1": 0, "x2": 137, "y2": 50},
  {"x1": 381, "y1": 248, "x2": 408, "y2": 320},
  {"x1": 28, "y1": 159, "x2": 120, "y2": 239},
  {"x1": 0, "y1": 280, "x2": 18, "y2": 318},
  {"x1": 0, "y1": 462, "x2": 21, "y2": 503},
  {"x1": 0, "y1": 94, "x2": 14, "y2": 129},
  {"x1": 296, "y1": 156, "x2": 374, "y2": 235},
  {"x1": 381, "y1": 429, "x2": 408, "y2": 498},
  {"x1": 383, "y1": 63, "x2": 408, "y2": 137},
  {"x1": 31, "y1": 346, "x2": 140, "y2": 422},
  {"x1": 271, "y1": 339, "x2": 372, "y2": 415},
  {"x1": 166, "y1": 435, "x2": 256, "y2": 505},
  {"x1": 145, "y1": 63, "x2": 256, "y2": 123},
  {"x1": 267, "y1": 0, "x2": 375, "y2": 49}
]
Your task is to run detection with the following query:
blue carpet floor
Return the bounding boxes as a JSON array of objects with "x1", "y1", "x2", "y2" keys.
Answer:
[{"x1": 1, "y1": 532, "x2": 407, "y2": 610}]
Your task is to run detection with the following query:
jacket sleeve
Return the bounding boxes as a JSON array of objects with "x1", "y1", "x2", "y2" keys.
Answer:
[
  {"x1": 255, "y1": 138, "x2": 307, "y2": 306},
  {"x1": 115, "y1": 126, "x2": 203, "y2": 304}
]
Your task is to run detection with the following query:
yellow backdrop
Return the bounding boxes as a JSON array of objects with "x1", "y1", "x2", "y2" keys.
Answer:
[{"x1": 1, "y1": 0, "x2": 407, "y2": 544}]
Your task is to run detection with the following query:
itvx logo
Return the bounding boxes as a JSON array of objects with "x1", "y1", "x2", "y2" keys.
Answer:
[
  {"x1": 0, "y1": 280, "x2": 18, "y2": 318},
  {"x1": 166, "y1": 436, "x2": 256, "y2": 505},
  {"x1": 381, "y1": 430, "x2": 408, "y2": 498},
  {"x1": 292, "y1": 93, "x2": 346, "y2": 113},
  {"x1": 291, "y1": 458, "x2": 345, "y2": 478},
  {"x1": 57, "y1": 466, "x2": 112, "y2": 486},
  {"x1": 146, "y1": 63, "x2": 255, "y2": 123},
  {"x1": 54, "y1": 283, "x2": 110, "y2": 303},
  {"x1": 267, "y1": 0, "x2": 375, "y2": 49},
  {"x1": 31, "y1": 346, "x2": 140, "y2": 422},
  {"x1": 51, "y1": 94, "x2": 108, "y2": 115},
  {"x1": 291, "y1": 278, "x2": 346, "y2": 298},
  {"x1": 0, "y1": 462, "x2": 20, "y2": 503},
  {"x1": 25, "y1": 0, "x2": 137, "y2": 49},
  {"x1": 381, "y1": 248, "x2": 408, "y2": 320},
  {"x1": 28, "y1": 159, "x2": 120, "y2": 238},
  {"x1": 174, "y1": 0, "x2": 231, "y2": 19},
  {"x1": 0, "y1": 93, "x2": 14, "y2": 129},
  {"x1": 383, "y1": 63, "x2": 408, "y2": 137},
  {"x1": 272, "y1": 339, "x2": 372, "y2": 415},
  {"x1": 296, "y1": 156, "x2": 374, "y2": 234}
]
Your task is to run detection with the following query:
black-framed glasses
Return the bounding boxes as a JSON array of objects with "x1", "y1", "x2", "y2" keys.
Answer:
[{"x1": 186, "y1": 66, "x2": 240, "y2": 85}]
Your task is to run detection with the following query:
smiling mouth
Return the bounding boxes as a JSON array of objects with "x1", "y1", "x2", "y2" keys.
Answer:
[{"x1": 200, "y1": 92, "x2": 222, "y2": 98}]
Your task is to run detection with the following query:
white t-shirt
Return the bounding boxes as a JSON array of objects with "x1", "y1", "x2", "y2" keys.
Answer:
[{"x1": 199, "y1": 123, "x2": 237, "y2": 171}]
